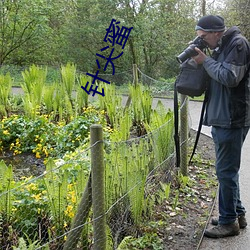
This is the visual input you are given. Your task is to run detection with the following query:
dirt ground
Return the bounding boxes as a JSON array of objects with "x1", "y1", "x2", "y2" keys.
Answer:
[{"x1": 159, "y1": 130, "x2": 217, "y2": 250}]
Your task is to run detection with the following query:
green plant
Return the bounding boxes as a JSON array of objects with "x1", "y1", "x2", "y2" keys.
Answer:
[
  {"x1": 0, "y1": 107, "x2": 104, "y2": 158},
  {"x1": 0, "y1": 73, "x2": 12, "y2": 117},
  {"x1": 157, "y1": 182, "x2": 171, "y2": 204},
  {"x1": 0, "y1": 161, "x2": 15, "y2": 222},
  {"x1": 117, "y1": 233, "x2": 163, "y2": 250},
  {"x1": 61, "y1": 63, "x2": 76, "y2": 101},
  {"x1": 43, "y1": 159, "x2": 69, "y2": 223},
  {"x1": 21, "y1": 65, "x2": 47, "y2": 118},
  {"x1": 12, "y1": 177, "x2": 49, "y2": 241},
  {"x1": 129, "y1": 84, "x2": 153, "y2": 128},
  {"x1": 145, "y1": 100, "x2": 174, "y2": 163},
  {"x1": 75, "y1": 74, "x2": 90, "y2": 115},
  {"x1": 172, "y1": 190, "x2": 180, "y2": 210},
  {"x1": 109, "y1": 109, "x2": 132, "y2": 142},
  {"x1": 98, "y1": 82, "x2": 122, "y2": 128},
  {"x1": 178, "y1": 173, "x2": 191, "y2": 189},
  {"x1": 51, "y1": 81, "x2": 74, "y2": 122},
  {"x1": 43, "y1": 84, "x2": 55, "y2": 114},
  {"x1": 105, "y1": 136, "x2": 153, "y2": 235},
  {"x1": 13, "y1": 237, "x2": 40, "y2": 250}
]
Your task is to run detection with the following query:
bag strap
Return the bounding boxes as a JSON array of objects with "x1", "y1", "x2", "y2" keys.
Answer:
[{"x1": 188, "y1": 91, "x2": 208, "y2": 164}]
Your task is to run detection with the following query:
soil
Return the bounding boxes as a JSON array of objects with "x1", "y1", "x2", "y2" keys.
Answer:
[
  {"x1": 0, "y1": 152, "x2": 45, "y2": 180},
  {"x1": 158, "y1": 130, "x2": 217, "y2": 250}
]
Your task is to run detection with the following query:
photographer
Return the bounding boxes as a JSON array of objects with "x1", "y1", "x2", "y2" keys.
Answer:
[{"x1": 192, "y1": 15, "x2": 250, "y2": 238}]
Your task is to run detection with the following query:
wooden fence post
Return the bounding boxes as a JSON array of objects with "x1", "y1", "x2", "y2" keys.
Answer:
[
  {"x1": 91, "y1": 124, "x2": 106, "y2": 250},
  {"x1": 133, "y1": 64, "x2": 138, "y2": 86}
]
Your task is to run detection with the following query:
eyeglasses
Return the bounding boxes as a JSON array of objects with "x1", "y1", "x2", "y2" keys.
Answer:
[{"x1": 199, "y1": 32, "x2": 214, "y2": 40}]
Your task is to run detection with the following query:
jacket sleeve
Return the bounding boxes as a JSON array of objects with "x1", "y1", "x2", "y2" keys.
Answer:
[{"x1": 203, "y1": 37, "x2": 250, "y2": 87}]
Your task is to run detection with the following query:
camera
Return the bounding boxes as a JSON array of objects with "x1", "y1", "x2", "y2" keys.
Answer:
[{"x1": 176, "y1": 36, "x2": 208, "y2": 64}]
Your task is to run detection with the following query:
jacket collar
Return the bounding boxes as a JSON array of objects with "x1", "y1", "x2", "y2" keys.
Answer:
[{"x1": 212, "y1": 26, "x2": 241, "y2": 58}]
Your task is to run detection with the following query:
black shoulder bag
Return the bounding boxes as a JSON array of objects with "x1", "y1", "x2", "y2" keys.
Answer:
[
  {"x1": 175, "y1": 58, "x2": 208, "y2": 97},
  {"x1": 174, "y1": 58, "x2": 210, "y2": 168}
]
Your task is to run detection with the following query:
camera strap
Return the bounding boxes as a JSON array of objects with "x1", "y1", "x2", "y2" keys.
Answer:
[{"x1": 174, "y1": 82, "x2": 181, "y2": 168}]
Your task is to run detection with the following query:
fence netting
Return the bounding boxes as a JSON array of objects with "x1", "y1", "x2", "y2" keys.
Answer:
[
  {"x1": 0, "y1": 66, "x2": 194, "y2": 249},
  {"x1": 0, "y1": 114, "x2": 190, "y2": 249}
]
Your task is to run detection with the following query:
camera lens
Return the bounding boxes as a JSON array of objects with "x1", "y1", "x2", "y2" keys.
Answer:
[
  {"x1": 176, "y1": 45, "x2": 198, "y2": 63},
  {"x1": 176, "y1": 36, "x2": 208, "y2": 63}
]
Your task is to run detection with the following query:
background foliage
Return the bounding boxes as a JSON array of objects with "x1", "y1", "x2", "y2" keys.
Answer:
[{"x1": 1, "y1": 0, "x2": 249, "y2": 83}]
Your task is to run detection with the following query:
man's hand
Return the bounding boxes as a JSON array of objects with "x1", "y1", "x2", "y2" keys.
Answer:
[{"x1": 192, "y1": 47, "x2": 207, "y2": 64}]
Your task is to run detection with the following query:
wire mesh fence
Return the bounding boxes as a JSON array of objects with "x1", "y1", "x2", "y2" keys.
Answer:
[
  {"x1": 0, "y1": 64, "x2": 191, "y2": 249},
  {"x1": 0, "y1": 118, "x2": 189, "y2": 249}
]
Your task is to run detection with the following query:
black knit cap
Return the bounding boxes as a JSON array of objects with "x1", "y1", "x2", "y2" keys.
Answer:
[{"x1": 195, "y1": 15, "x2": 225, "y2": 32}]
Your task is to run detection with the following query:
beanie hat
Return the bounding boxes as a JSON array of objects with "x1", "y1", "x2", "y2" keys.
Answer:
[{"x1": 195, "y1": 15, "x2": 225, "y2": 32}]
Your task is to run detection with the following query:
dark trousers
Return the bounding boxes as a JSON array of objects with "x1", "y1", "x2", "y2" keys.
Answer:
[{"x1": 211, "y1": 126, "x2": 249, "y2": 225}]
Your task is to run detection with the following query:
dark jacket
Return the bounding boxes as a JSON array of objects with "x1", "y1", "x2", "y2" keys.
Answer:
[{"x1": 203, "y1": 26, "x2": 250, "y2": 128}]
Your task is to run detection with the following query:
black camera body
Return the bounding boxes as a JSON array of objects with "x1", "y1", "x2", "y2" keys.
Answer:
[{"x1": 176, "y1": 36, "x2": 208, "y2": 63}]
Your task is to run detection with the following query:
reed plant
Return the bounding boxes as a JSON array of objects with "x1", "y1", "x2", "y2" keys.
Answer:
[
  {"x1": 21, "y1": 65, "x2": 47, "y2": 118},
  {"x1": 43, "y1": 159, "x2": 68, "y2": 225},
  {"x1": 129, "y1": 84, "x2": 153, "y2": 134},
  {"x1": 52, "y1": 83, "x2": 67, "y2": 122},
  {"x1": 43, "y1": 159, "x2": 69, "y2": 247},
  {"x1": 75, "y1": 75, "x2": 90, "y2": 115},
  {"x1": 98, "y1": 82, "x2": 122, "y2": 128},
  {"x1": 105, "y1": 136, "x2": 153, "y2": 227},
  {"x1": 111, "y1": 109, "x2": 132, "y2": 141},
  {"x1": 0, "y1": 161, "x2": 14, "y2": 222},
  {"x1": 43, "y1": 84, "x2": 55, "y2": 114},
  {"x1": 127, "y1": 139, "x2": 150, "y2": 224},
  {"x1": 61, "y1": 63, "x2": 76, "y2": 103},
  {"x1": 0, "y1": 73, "x2": 12, "y2": 117},
  {"x1": 145, "y1": 100, "x2": 174, "y2": 164}
]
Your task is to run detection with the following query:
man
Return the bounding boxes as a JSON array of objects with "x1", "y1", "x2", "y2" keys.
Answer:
[{"x1": 192, "y1": 15, "x2": 250, "y2": 238}]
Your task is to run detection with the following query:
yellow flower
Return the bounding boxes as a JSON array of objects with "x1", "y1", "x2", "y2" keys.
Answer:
[
  {"x1": 65, "y1": 205, "x2": 74, "y2": 218},
  {"x1": 10, "y1": 143, "x2": 14, "y2": 150},
  {"x1": 32, "y1": 193, "x2": 42, "y2": 201},
  {"x1": 71, "y1": 195, "x2": 76, "y2": 204},
  {"x1": 42, "y1": 147, "x2": 49, "y2": 157},
  {"x1": 12, "y1": 207, "x2": 17, "y2": 212},
  {"x1": 26, "y1": 183, "x2": 37, "y2": 191},
  {"x1": 36, "y1": 152, "x2": 41, "y2": 159},
  {"x1": 100, "y1": 110, "x2": 106, "y2": 115},
  {"x1": 3, "y1": 130, "x2": 9, "y2": 135}
]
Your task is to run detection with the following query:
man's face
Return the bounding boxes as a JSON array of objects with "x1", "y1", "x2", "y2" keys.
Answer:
[{"x1": 196, "y1": 30, "x2": 222, "y2": 49}]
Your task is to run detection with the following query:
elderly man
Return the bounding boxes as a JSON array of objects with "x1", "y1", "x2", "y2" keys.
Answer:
[{"x1": 192, "y1": 15, "x2": 250, "y2": 238}]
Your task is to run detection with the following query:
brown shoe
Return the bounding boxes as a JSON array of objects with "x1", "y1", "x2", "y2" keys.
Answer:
[
  {"x1": 204, "y1": 222, "x2": 240, "y2": 238},
  {"x1": 238, "y1": 215, "x2": 247, "y2": 228},
  {"x1": 211, "y1": 214, "x2": 247, "y2": 229}
]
